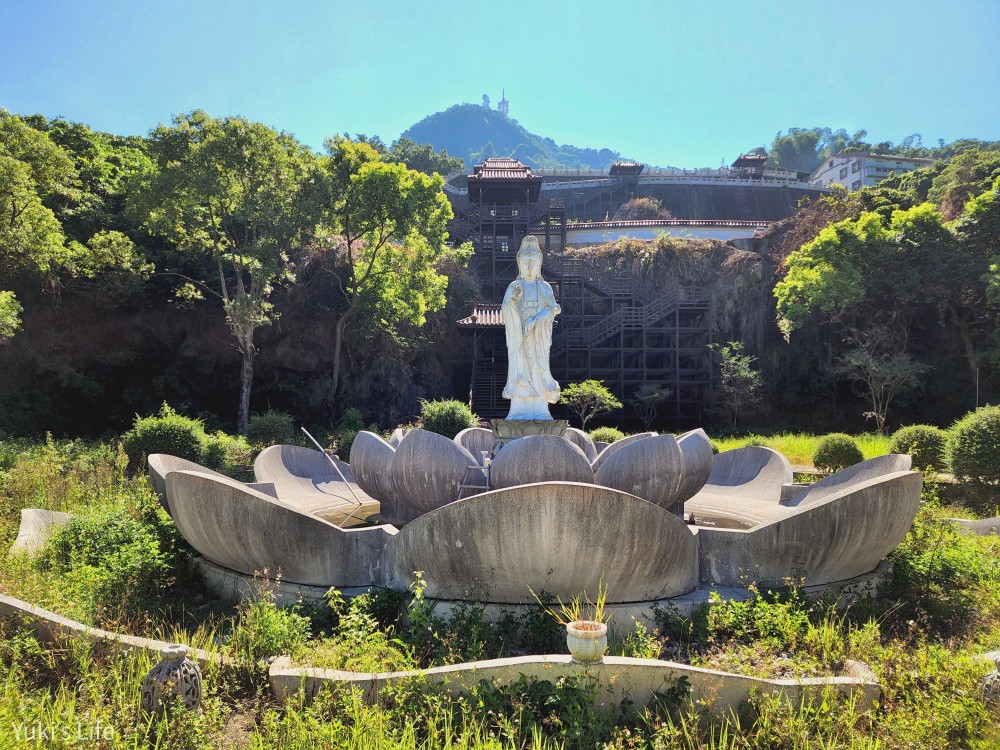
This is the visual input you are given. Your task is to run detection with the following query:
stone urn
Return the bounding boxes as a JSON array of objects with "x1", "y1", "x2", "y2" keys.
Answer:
[
  {"x1": 566, "y1": 621, "x2": 608, "y2": 663},
  {"x1": 141, "y1": 644, "x2": 202, "y2": 714}
]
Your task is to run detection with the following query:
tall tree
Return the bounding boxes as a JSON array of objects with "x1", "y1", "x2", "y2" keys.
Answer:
[
  {"x1": 628, "y1": 383, "x2": 671, "y2": 431},
  {"x1": 559, "y1": 379, "x2": 622, "y2": 432},
  {"x1": 708, "y1": 342, "x2": 763, "y2": 429},
  {"x1": 309, "y1": 137, "x2": 455, "y2": 403},
  {"x1": 128, "y1": 111, "x2": 317, "y2": 432},
  {"x1": 837, "y1": 326, "x2": 928, "y2": 433}
]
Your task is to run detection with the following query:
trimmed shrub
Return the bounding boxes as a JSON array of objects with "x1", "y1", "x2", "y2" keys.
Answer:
[
  {"x1": 419, "y1": 399, "x2": 478, "y2": 440},
  {"x1": 589, "y1": 426, "x2": 625, "y2": 443},
  {"x1": 245, "y1": 410, "x2": 296, "y2": 447},
  {"x1": 890, "y1": 424, "x2": 947, "y2": 471},
  {"x1": 204, "y1": 431, "x2": 254, "y2": 476},
  {"x1": 812, "y1": 433, "x2": 863, "y2": 472},
  {"x1": 122, "y1": 404, "x2": 206, "y2": 470},
  {"x1": 949, "y1": 406, "x2": 1000, "y2": 485}
]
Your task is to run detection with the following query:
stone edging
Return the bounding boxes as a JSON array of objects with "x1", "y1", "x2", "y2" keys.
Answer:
[
  {"x1": 0, "y1": 594, "x2": 232, "y2": 669},
  {"x1": 0, "y1": 591, "x2": 884, "y2": 716},
  {"x1": 268, "y1": 654, "x2": 880, "y2": 714}
]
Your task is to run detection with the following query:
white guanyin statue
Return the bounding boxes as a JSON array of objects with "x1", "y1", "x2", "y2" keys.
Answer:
[{"x1": 501, "y1": 236, "x2": 561, "y2": 419}]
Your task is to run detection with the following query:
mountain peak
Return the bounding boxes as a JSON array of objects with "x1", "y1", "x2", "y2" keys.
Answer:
[{"x1": 400, "y1": 102, "x2": 623, "y2": 171}]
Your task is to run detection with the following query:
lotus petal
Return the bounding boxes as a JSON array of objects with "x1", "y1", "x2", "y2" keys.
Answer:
[
  {"x1": 389, "y1": 427, "x2": 409, "y2": 447},
  {"x1": 564, "y1": 427, "x2": 598, "y2": 462},
  {"x1": 350, "y1": 431, "x2": 399, "y2": 503},
  {"x1": 489, "y1": 435, "x2": 594, "y2": 489},
  {"x1": 455, "y1": 427, "x2": 494, "y2": 465},
  {"x1": 390, "y1": 429, "x2": 483, "y2": 514},
  {"x1": 595, "y1": 435, "x2": 685, "y2": 515},
  {"x1": 147, "y1": 454, "x2": 228, "y2": 513},
  {"x1": 384, "y1": 482, "x2": 698, "y2": 603},
  {"x1": 676, "y1": 429, "x2": 713, "y2": 503},
  {"x1": 591, "y1": 432, "x2": 656, "y2": 473}
]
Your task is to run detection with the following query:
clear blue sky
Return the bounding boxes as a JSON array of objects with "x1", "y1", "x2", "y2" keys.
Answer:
[{"x1": 2, "y1": 0, "x2": 998, "y2": 168}]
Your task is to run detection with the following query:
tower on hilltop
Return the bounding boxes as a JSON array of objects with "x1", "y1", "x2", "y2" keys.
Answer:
[{"x1": 498, "y1": 89, "x2": 509, "y2": 118}]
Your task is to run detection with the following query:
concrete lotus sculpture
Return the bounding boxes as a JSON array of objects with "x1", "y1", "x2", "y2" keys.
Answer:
[{"x1": 155, "y1": 438, "x2": 922, "y2": 611}]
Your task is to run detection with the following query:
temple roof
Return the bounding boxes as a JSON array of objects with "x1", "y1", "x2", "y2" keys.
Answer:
[
  {"x1": 457, "y1": 303, "x2": 504, "y2": 328},
  {"x1": 469, "y1": 158, "x2": 536, "y2": 181}
]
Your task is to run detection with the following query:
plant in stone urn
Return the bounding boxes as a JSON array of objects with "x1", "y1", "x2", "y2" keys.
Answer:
[{"x1": 534, "y1": 580, "x2": 611, "y2": 663}]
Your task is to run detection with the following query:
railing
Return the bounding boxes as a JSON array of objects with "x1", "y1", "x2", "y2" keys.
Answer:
[{"x1": 550, "y1": 286, "x2": 709, "y2": 360}]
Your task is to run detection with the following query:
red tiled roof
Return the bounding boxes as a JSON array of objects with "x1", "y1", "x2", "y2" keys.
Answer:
[
  {"x1": 469, "y1": 158, "x2": 535, "y2": 181},
  {"x1": 457, "y1": 303, "x2": 504, "y2": 328}
]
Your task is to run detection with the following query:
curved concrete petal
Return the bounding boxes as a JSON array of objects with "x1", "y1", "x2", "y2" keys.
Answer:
[
  {"x1": 349, "y1": 432, "x2": 399, "y2": 503},
  {"x1": 390, "y1": 429, "x2": 483, "y2": 515},
  {"x1": 676, "y1": 429, "x2": 714, "y2": 503},
  {"x1": 697, "y1": 471, "x2": 922, "y2": 587},
  {"x1": 691, "y1": 446, "x2": 792, "y2": 504},
  {"x1": 489, "y1": 435, "x2": 594, "y2": 489},
  {"x1": 454, "y1": 428, "x2": 494, "y2": 465},
  {"x1": 564, "y1": 427, "x2": 598, "y2": 462},
  {"x1": 384, "y1": 482, "x2": 699, "y2": 603},
  {"x1": 786, "y1": 454, "x2": 912, "y2": 507},
  {"x1": 594, "y1": 435, "x2": 684, "y2": 515},
  {"x1": 591, "y1": 432, "x2": 657, "y2": 473},
  {"x1": 165, "y1": 470, "x2": 393, "y2": 588},
  {"x1": 253, "y1": 444, "x2": 380, "y2": 526},
  {"x1": 147, "y1": 454, "x2": 229, "y2": 512}
]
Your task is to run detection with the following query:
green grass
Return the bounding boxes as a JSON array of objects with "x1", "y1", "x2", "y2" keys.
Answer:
[{"x1": 711, "y1": 432, "x2": 892, "y2": 467}]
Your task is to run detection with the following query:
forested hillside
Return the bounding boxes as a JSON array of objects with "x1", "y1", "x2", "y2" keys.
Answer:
[
  {"x1": 2, "y1": 106, "x2": 999, "y2": 437},
  {"x1": 401, "y1": 103, "x2": 625, "y2": 170}
]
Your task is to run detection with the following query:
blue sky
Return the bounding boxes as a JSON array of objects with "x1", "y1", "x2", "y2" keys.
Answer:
[{"x1": 2, "y1": 0, "x2": 998, "y2": 168}]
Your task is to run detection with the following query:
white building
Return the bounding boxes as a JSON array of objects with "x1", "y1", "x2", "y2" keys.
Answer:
[{"x1": 809, "y1": 152, "x2": 935, "y2": 191}]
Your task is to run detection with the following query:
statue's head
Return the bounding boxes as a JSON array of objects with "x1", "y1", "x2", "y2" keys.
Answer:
[{"x1": 516, "y1": 236, "x2": 543, "y2": 280}]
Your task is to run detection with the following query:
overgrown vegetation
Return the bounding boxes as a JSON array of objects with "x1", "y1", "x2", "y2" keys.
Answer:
[{"x1": 418, "y1": 398, "x2": 478, "y2": 439}]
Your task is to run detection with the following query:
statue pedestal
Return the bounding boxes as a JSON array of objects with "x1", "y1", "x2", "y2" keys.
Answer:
[{"x1": 490, "y1": 419, "x2": 568, "y2": 455}]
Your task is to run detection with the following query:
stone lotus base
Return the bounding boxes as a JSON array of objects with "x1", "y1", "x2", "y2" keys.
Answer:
[
  {"x1": 490, "y1": 418, "x2": 568, "y2": 453},
  {"x1": 193, "y1": 552, "x2": 891, "y2": 629}
]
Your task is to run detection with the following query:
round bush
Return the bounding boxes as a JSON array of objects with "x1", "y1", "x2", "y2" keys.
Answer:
[
  {"x1": 949, "y1": 406, "x2": 1000, "y2": 485},
  {"x1": 122, "y1": 404, "x2": 206, "y2": 470},
  {"x1": 890, "y1": 424, "x2": 947, "y2": 471},
  {"x1": 589, "y1": 426, "x2": 625, "y2": 444},
  {"x1": 203, "y1": 431, "x2": 254, "y2": 474},
  {"x1": 245, "y1": 410, "x2": 296, "y2": 447},
  {"x1": 419, "y1": 399, "x2": 478, "y2": 440},
  {"x1": 812, "y1": 433, "x2": 863, "y2": 472}
]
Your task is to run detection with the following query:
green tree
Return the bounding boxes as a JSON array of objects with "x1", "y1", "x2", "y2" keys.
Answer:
[
  {"x1": 775, "y1": 202, "x2": 990, "y2": 389},
  {"x1": 128, "y1": 111, "x2": 317, "y2": 433},
  {"x1": 709, "y1": 341, "x2": 763, "y2": 429},
  {"x1": 309, "y1": 136, "x2": 455, "y2": 402},
  {"x1": 628, "y1": 383, "x2": 672, "y2": 431},
  {"x1": 559, "y1": 379, "x2": 622, "y2": 431},
  {"x1": 388, "y1": 137, "x2": 465, "y2": 176},
  {"x1": 0, "y1": 110, "x2": 77, "y2": 282},
  {"x1": 0, "y1": 291, "x2": 22, "y2": 344}
]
